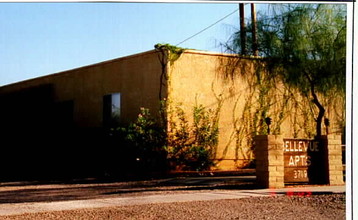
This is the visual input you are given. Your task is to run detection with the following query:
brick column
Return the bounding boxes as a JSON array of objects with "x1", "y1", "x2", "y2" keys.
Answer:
[
  {"x1": 254, "y1": 135, "x2": 284, "y2": 188},
  {"x1": 322, "y1": 134, "x2": 344, "y2": 185}
]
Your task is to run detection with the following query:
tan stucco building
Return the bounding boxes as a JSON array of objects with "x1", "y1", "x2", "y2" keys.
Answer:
[{"x1": 0, "y1": 47, "x2": 345, "y2": 178}]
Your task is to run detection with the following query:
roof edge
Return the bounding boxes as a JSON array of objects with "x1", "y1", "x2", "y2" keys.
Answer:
[
  {"x1": 0, "y1": 49, "x2": 158, "y2": 89},
  {"x1": 0, "y1": 48, "x2": 261, "y2": 89},
  {"x1": 183, "y1": 49, "x2": 262, "y2": 59}
]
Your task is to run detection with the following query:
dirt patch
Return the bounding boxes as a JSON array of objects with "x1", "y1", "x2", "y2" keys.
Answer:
[{"x1": 2, "y1": 193, "x2": 345, "y2": 220}]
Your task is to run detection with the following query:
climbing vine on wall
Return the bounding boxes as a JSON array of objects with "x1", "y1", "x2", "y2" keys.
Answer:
[
  {"x1": 223, "y1": 57, "x2": 343, "y2": 167},
  {"x1": 155, "y1": 43, "x2": 186, "y2": 65},
  {"x1": 215, "y1": 56, "x2": 321, "y2": 168},
  {"x1": 155, "y1": 43, "x2": 187, "y2": 123}
]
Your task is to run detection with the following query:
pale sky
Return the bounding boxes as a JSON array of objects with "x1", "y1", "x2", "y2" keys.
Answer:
[{"x1": 0, "y1": 2, "x2": 268, "y2": 86}]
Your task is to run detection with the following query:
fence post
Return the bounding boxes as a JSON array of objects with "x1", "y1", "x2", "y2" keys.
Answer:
[{"x1": 254, "y1": 135, "x2": 284, "y2": 188}]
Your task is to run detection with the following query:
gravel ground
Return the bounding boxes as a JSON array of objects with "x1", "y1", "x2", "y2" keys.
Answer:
[{"x1": 1, "y1": 193, "x2": 345, "y2": 220}]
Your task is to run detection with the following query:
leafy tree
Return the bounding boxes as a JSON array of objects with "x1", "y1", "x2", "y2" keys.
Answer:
[{"x1": 227, "y1": 4, "x2": 346, "y2": 137}]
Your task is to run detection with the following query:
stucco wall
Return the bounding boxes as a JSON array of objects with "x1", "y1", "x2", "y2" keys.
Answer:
[
  {"x1": 167, "y1": 50, "x2": 345, "y2": 170},
  {"x1": 0, "y1": 50, "x2": 165, "y2": 128},
  {"x1": 0, "y1": 50, "x2": 167, "y2": 179},
  {"x1": 0, "y1": 49, "x2": 345, "y2": 173}
]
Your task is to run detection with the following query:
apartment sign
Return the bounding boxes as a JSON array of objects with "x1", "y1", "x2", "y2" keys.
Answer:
[{"x1": 283, "y1": 139, "x2": 319, "y2": 183}]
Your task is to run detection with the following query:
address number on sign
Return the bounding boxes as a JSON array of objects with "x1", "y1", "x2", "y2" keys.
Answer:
[
  {"x1": 284, "y1": 168, "x2": 309, "y2": 182},
  {"x1": 293, "y1": 169, "x2": 307, "y2": 179}
]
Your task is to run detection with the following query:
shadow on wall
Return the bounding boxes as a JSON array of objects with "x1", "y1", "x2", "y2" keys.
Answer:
[{"x1": 0, "y1": 85, "x2": 161, "y2": 181}]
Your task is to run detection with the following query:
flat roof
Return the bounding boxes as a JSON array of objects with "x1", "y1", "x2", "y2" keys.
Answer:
[{"x1": 0, "y1": 48, "x2": 259, "y2": 89}]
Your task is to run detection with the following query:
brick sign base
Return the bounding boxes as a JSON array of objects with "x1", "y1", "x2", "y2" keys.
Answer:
[{"x1": 254, "y1": 135, "x2": 344, "y2": 188}]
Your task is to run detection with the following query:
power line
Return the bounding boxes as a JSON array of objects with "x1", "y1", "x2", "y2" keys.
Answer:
[{"x1": 175, "y1": 8, "x2": 238, "y2": 47}]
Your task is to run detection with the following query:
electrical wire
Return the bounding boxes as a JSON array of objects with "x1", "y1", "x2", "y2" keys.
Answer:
[{"x1": 175, "y1": 8, "x2": 238, "y2": 47}]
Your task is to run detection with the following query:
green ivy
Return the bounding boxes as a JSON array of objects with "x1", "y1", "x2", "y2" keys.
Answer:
[{"x1": 154, "y1": 43, "x2": 186, "y2": 65}]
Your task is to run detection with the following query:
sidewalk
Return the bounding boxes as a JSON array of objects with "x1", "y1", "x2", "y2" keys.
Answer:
[{"x1": 0, "y1": 184, "x2": 345, "y2": 216}]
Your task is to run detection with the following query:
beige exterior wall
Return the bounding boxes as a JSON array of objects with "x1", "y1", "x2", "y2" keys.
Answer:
[
  {"x1": 0, "y1": 49, "x2": 345, "y2": 171},
  {"x1": 167, "y1": 51, "x2": 249, "y2": 169},
  {"x1": 0, "y1": 50, "x2": 165, "y2": 128},
  {"x1": 167, "y1": 50, "x2": 345, "y2": 170}
]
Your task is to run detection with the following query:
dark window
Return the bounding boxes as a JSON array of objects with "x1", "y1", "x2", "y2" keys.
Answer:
[{"x1": 103, "y1": 93, "x2": 121, "y2": 127}]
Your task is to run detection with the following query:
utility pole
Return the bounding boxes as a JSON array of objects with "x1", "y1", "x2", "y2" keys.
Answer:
[
  {"x1": 239, "y1": 3, "x2": 247, "y2": 55},
  {"x1": 251, "y1": 3, "x2": 258, "y2": 56}
]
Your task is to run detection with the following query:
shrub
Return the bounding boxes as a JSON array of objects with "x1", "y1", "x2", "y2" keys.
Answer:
[
  {"x1": 113, "y1": 108, "x2": 167, "y2": 174},
  {"x1": 167, "y1": 104, "x2": 219, "y2": 171},
  {"x1": 112, "y1": 104, "x2": 219, "y2": 173}
]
